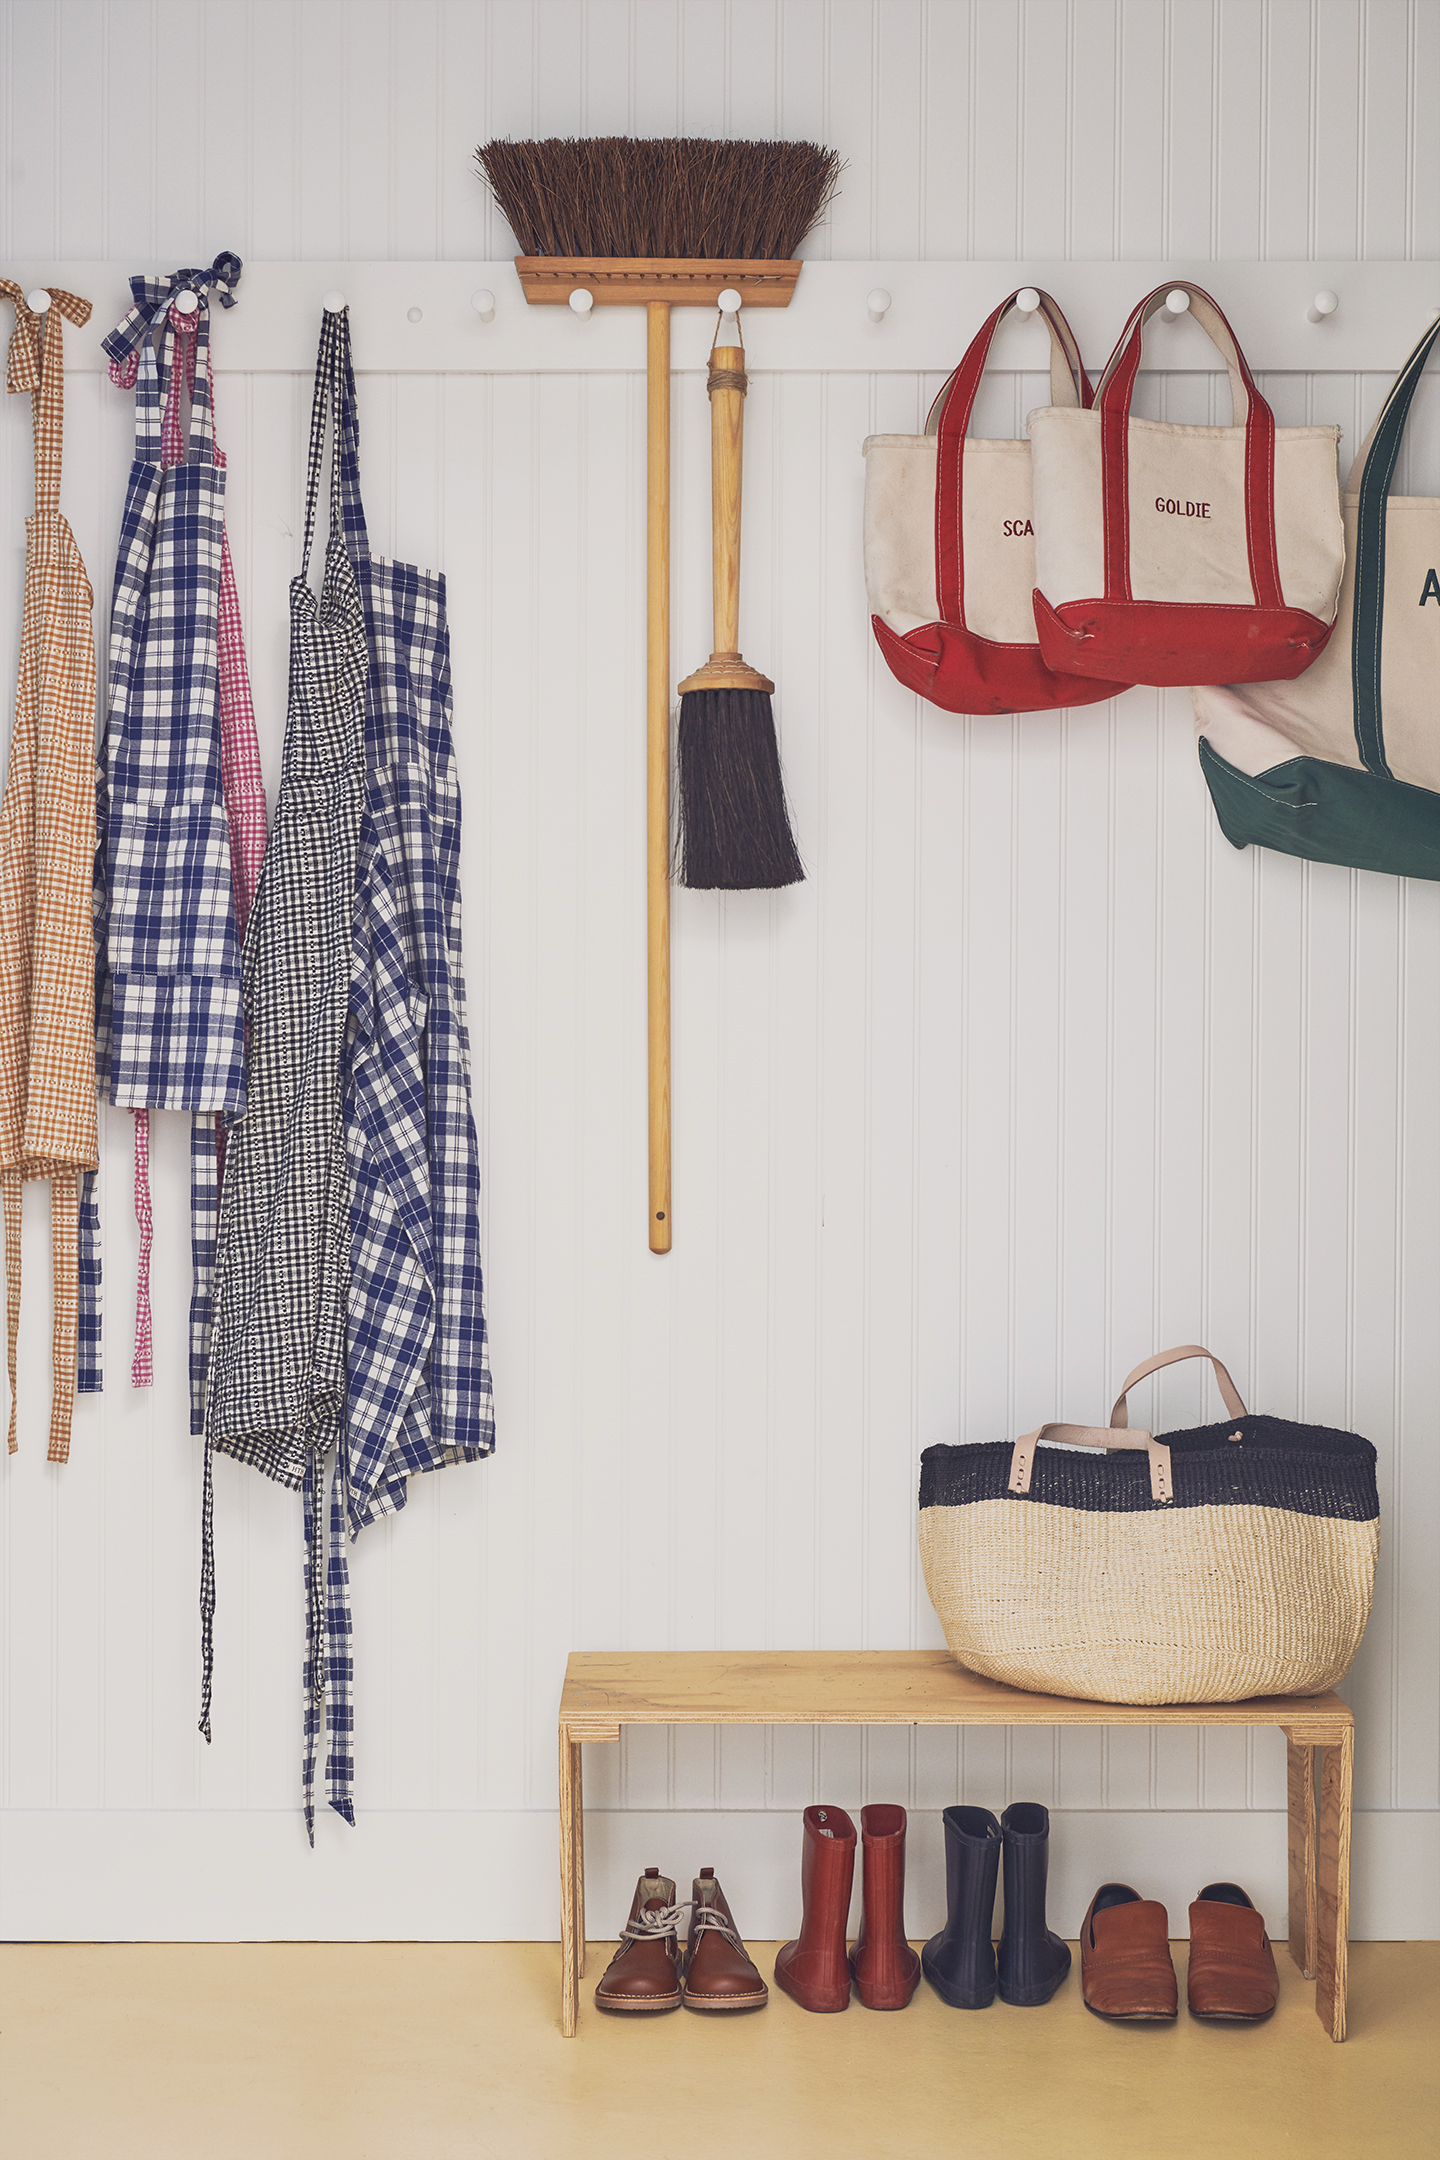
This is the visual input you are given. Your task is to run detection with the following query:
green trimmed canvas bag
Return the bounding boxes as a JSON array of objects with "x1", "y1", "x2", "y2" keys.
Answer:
[
  {"x1": 918, "y1": 1346, "x2": 1379, "y2": 1706},
  {"x1": 1193, "y1": 317, "x2": 1440, "y2": 878}
]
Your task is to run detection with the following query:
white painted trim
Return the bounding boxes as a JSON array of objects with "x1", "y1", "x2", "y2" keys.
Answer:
[
  {"x1": 6, "y1": 262, "x2": 1437, "y2": 374},
  {"x1": 3, "y1": 1810, "x2": 1433, "y2": 1944}
]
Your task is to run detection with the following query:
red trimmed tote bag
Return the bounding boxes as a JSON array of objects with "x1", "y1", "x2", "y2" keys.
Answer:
[
  {"x1": 1027, "y1": 283, "x2": 1346, "y2": 688},
  {"x1": 863, "y1": 290, "x2": 1131, "y2": 714}
]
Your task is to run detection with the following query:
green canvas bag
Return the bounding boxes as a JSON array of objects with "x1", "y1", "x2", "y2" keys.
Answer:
[{"x1": 1192, "y1": 317, "x2": 1440, "y2": 879}]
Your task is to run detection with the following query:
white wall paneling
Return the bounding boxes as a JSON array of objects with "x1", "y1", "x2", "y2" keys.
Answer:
[{"x1": 1, "y1": 0, "x2": 1438, "y2": 1944}]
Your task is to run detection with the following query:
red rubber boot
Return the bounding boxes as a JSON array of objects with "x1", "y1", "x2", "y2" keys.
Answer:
[
  {"x1": 774, "y1": 1805, "x2": 856, "y2": 2012},
  {"x1": 850, "y1": 1804, "x2": 922, "y2": 2009}
]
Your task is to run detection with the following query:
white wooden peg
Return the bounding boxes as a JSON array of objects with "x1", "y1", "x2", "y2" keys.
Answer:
[
  {"x1": 173, "y1": 290, "x2": 199, "y2": 315},
  {"x1": 867, "y1": 287, "x2": 892, "y2": 322},
  {"x1": 1015, "y1": 288, "x2": 1041, "y2": 316},
  {"x1": 1161, "y1": 289, "x2": 1191, "y2": 320},
  {"x1": 1307, "y1": 289, "x2": 1339, "y2": 324},
  {"x1": 472, "y1": 290, "x2": 496, "y2": 322},
  {"x1": 568, "y1": 288, "x2": 594, "y2": 316},
  {"x1": 323, "y1": 290, "x2": 347, "y2": 313},
  {"x1": 717, "y1": 287, "x2": 743, "y2": 316},
  {"x1": 25, "y1": 288, "x2": 51, "y2": 313},
  {"x1": 406, "y1": 306, "x2": 423, "y2": 323}
]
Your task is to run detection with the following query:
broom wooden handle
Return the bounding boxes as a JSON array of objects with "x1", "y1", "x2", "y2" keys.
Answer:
[{"x1": 646, "y1": 300, "x2": 672, "y2": 1255}]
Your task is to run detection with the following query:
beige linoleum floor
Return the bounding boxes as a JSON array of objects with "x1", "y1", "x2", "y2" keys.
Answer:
[{"x1": 1, "y1": 1940, "x2": 1435, "y2": 2160}]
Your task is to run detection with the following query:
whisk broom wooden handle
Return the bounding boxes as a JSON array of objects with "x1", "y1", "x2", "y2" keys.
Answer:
[
  {"x1": 646, "y1": 301, "x2": 672, "y2": 1254},
  {"x1": 677, "y1": 345, "x2": 773, "y2": 697}
]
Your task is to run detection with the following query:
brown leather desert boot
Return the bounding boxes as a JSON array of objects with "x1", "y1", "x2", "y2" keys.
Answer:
[
  {"x1": 681, "y1": 1869, "x2": 769, "y2": 2012},
  {"x1": 1186, "y1": 1883, "x2": 1279, "y2": 2020},
  {"x1": 1080, "y1": 1883, "x2": 1178, "y2": 2020},
  {"x1": 594, "y1": 1868, "x2": 685, "y2": 2013}
]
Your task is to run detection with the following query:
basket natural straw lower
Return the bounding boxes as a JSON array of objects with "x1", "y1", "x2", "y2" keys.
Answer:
[{"x1": 919, "y1": 1497, "x2": 1377, "y2": 1704}]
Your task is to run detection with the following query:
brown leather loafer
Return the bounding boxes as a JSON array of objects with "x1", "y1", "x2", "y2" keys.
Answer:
[
  {"x1": 1186, "y1": 1883, "x2": 1279, "y2": 2020},
  {"x1": 1080, "y1": 1884, "x2": 1178, "y2": 2020},
  {"x1": 594, "y1": 1869, "x2": 684, "y2": 2012},
  {"x1": 682, "y1": 1869, "x2": 769, "y2": 2012}
]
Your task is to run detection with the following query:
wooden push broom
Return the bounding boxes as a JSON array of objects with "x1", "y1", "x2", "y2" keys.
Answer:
[{"x1": 476, "y1": 137, "x2": 839, "y2": 1255}]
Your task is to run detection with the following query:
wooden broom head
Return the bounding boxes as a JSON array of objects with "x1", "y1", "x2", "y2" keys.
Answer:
[{"x1": 474, "y1": 137, "x2": 842, "y2": 260}]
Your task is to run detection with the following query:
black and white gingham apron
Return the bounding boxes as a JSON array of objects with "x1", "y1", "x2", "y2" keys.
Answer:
[{"x1": 202, "y1": 311, "x2": 366, "y2": 1825}]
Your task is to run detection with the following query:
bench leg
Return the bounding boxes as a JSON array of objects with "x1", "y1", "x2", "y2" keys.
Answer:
[
  {"x1": 559, "y1": 1726, "x2": 584, "y2": 2037},
  {"x1": 1285, "y1": 1736, "x2": 1317, "y2": 1979},
  {"x1": 1315, "y1": 1727, "x2": 1353, "y2": 2042}
]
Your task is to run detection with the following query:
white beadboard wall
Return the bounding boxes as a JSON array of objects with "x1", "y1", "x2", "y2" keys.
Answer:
[{"x1": 2, "y1": 0, "x2": 1438, "y2": 1946}]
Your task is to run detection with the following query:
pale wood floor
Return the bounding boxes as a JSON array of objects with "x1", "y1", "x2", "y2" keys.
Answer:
[{"x1": 2, "y1": 1940, "x2": 1435, "y2": 2159}]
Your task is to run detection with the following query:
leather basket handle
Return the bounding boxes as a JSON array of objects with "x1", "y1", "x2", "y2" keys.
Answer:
[
  {"x1": 1009, "y1": 1422, "x2": 1173, "y2": 1505},
  {"x1": 1110, "y1": 1343, "x2": 1246, "y2": 1427},
  {"x1": 1008, "y1": 1346, "x2": 1246, "y2": 1506}
]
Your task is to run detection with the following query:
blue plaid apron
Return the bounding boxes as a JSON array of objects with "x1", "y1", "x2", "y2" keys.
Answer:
[
  {"x1": 81, "y1": 263, "x2": 245, "y2": 1402},
  {"x1": 309, "y1": 361, "x2": 496, "y2": 1830}
]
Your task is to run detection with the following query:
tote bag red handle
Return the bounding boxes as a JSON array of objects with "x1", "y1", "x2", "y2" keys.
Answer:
[
  {"x1": 928, "y1": 291, "x2": 1094, "y2": 631},
  {"x1": 1093, "y1": 283, "x2": 1284, "y2": 612}
]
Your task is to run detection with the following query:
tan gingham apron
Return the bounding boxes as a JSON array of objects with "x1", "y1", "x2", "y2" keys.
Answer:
[{"x1": 0, "y1": 284, "x2": 99, "y2": 1464}]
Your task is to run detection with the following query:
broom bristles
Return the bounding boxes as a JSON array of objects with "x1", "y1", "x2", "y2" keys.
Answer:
[
  {"x1": 677, "y1": 689, "x2": 805, "y2": 892},
  {"x1": 475, "y1": 137, "x2": 842, "y2": 260}
]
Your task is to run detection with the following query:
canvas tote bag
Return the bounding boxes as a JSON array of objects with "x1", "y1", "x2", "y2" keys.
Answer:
[
  {"x1": 1193, "y1": 315, "x2": 1440, "y2": 879},
  {"x1": 1027, "y1": 283, "x2": 1345, "y2": 688},
  {"x1": 918, "y1": 1345, "x2": 1378, "y2": 1706},
  {"x1": 863, "y1": 290, "x2": 1131, "y2": 713}
]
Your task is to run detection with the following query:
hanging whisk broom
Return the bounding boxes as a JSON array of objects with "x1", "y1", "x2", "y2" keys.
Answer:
[{"x1": 675, "y1": 305, "x2": 804, "y2": 890}]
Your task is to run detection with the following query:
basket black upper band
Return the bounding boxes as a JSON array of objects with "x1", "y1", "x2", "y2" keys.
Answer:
[{"x1": 919, "y1": 1414, "x2": 1379, "y2": 1520}]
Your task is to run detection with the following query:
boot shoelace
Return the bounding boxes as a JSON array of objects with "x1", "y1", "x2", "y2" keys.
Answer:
[
  {"x1": 620, "y1": 1899, "x2": 743, "y2": 1953},
  {"x1": 622, "y1": 1901, "x2": 691, "y2": 1945},
  {"x1": 689, "y1": 1901, "x2": 742, "y2": 1951}
]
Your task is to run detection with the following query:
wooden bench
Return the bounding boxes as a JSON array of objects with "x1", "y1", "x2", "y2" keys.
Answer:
[{"x1": 557, "y1": 1649, "x2": 1353, "y2": 2039}]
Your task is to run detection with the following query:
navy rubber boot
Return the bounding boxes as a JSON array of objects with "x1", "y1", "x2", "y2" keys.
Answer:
[
  {"x1": 996, "y1": 1801, "x2": 1072, "y2": 2006},
  {"x1": 921, "y1": 1806, "x2": 1001, "y2": 2009}
]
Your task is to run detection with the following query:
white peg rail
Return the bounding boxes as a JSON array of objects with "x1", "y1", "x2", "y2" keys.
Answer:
[{"x1": 5, "y1": 261, "x2": 1436, "y2": 374}]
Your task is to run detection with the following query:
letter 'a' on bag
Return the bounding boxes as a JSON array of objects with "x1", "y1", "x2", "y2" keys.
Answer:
[
  {"x1": 1193, "y1": 316, "x2": 1440, "y2": 879},
  {"x1": 917, "y1": 1345, "x2": 1379, "y2": 1707},
  {"x1": 862, "y1": 291, "x2": 1132, "y2": 713},
  {"x1": 1027, "y1": 284, "x2": 1346, "y2": 688}
]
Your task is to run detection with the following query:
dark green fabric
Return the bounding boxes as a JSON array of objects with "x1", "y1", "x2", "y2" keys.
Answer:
[
  {"x1": 1350, "y1": 317, "x2": 1440, "y2": 776},
  {"x1": 1198, "y1": 736, "x2": 1440, "y2": 881}
]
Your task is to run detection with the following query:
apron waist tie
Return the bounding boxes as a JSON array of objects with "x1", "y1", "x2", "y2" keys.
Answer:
[
  {"x1": 77, "y1": 1167, "x2": 102, "y2": 1393},
  {"x1": 188, "y1": 1113, "x2": 222, "y2": 1436},
  {"x1": 302, "y1": 1430, "x2": 356, "y2": 1841},
  {"x1": 131, "y1": 1110, "x2": 153, "y2": 1386},
  {"x1": 4, "y1": 1169, "x2": 84, "y2": 1462},
  {"x1": 49, "y1": 1177, "x2": 80, "y2": 1463}
]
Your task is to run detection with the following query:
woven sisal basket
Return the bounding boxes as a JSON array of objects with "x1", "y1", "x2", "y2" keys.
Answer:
[{"x1": 918, "y1": 1347, "x2": 1379, "y2": 1706}]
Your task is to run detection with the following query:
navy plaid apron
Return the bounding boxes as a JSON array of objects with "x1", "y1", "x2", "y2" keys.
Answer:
[
  {"x1": 81, "y1": 265, "x2": 245, "y2": 1399},
  {"x1": 311, "y1": 370, "x2": 497, "y2": 1829}
]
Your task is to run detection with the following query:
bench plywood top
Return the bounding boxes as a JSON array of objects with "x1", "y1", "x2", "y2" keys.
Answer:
[{"x1": 558, "y1": 1649, "x2": 1351, "y2": 1744}]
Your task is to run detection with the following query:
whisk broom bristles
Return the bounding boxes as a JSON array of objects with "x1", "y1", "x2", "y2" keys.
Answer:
[
  {"x1": 677, "y1": 688, "x2": 805, "y2": 891},
  {"x1": 475, "y1": 136, "x2": 842, "y2": 260}
]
